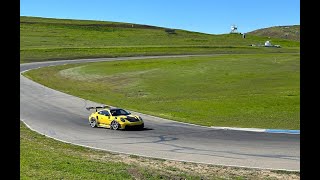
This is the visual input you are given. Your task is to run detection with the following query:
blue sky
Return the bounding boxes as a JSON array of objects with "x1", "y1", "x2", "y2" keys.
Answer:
[{"x1": 20, "y1": 0, "x2": 300, "y2": 34}]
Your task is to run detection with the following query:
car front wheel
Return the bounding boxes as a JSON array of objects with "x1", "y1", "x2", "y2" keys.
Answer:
[{"x1": 110, "y1": 120, "x2": 120, "y2": 130}]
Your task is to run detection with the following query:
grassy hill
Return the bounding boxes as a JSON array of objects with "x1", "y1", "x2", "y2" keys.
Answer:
[
  {"x1": 20, "y1": 16, "x2": 300, "y2": 63},
  {"x1": 247, "y1": 25, "x2": 300, "y2": 41}
]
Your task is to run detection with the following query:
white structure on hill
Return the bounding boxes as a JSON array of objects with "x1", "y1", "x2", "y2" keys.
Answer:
[
  {"x1": 230, "y1": 25, "x2": 238, "y2": 33},
  {"x1": 265, "y1": 41, "x2": 271, "y2": 46}
]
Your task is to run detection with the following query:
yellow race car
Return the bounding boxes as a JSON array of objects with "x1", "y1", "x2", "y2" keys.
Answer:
[{"x1": 86, "y1": 105, "x2": 144, "y2": 130}]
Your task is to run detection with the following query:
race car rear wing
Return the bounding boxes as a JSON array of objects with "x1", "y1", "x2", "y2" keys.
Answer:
[{"x1": 86, "y1": 105, "x2": 110, "y2": 112}]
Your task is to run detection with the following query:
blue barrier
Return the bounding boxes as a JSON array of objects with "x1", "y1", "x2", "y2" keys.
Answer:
[{"x1": 265, "y1": 129, "x2": 300, "y2": 134}]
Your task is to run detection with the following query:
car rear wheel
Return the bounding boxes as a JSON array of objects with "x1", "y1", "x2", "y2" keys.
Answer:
[
  {"x1": 89, "y1": 117, "x2": 97, "y2": 128},
  {"x1": 110, "y1": 120, "x2": 120, "y2": 130}
]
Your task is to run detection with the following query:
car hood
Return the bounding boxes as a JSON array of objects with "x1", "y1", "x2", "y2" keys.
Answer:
[
  {"x1": 116, "y1": 114, "x2": 139, "y2": 119},
  {"x1": 115, "y1": 114, "x2": 142, "y2": 122}
]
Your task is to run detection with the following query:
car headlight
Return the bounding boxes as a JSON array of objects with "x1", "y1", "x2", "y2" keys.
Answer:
[
  {"x1": 120, "y1": 118, "x2": 126, "y2": 122},
  {"x1": 139, "y1": 116, "x2": 143, "y2": 121}
]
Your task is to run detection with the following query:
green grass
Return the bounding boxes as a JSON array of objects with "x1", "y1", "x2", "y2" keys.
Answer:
[
  {"x1": 20, "y1": 121, "x2": 300, "y2": 179},
  {"x1": 20, "y1": 16, "x2": 300, "y2": 63},
  {"x1": 24, "y1": 53, "x2": 300, "y2": 129}
]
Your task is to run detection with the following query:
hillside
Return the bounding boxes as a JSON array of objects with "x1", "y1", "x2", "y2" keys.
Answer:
[
  {"x1": 20, "y1": 16, "x2": 300, "y2": 63},
  {"x1": 247, "y1": 25, "x2": 300, "y2": 41}
]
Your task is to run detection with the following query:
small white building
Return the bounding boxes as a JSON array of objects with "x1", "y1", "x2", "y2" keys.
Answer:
[{"x1": 265, "y1": 41, "x2": 271, "y2": 46}]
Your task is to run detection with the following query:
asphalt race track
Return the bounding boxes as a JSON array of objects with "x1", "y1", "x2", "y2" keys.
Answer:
[{"x1": 20, "y1": 55, "x2": 300, "y2": 171}]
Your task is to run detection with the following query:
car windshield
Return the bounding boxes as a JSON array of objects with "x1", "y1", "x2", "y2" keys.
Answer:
[{"x1": 110, "y1": 109, "x2": 130, "y2": 116}]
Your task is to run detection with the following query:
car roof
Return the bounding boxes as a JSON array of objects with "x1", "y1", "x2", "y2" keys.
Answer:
[
  {"x1": 98, "y1": 107, "x2": 126, "y2": 112},
  {"x1": 108, "y1": 107, "x2": 123, "y2": 110}
]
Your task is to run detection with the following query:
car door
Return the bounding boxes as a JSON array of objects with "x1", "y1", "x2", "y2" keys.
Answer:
[
  {"x1": 103, "y1": 110, "x2": 112, "y2": 125},
  {"x1": 97, "y1": 110, "x2": 111, "y2": 125}
]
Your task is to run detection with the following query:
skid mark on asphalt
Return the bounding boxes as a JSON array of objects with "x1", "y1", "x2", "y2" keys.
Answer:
[{"x1": 71, "y1": 132, "x2": 298, "y2": 161}]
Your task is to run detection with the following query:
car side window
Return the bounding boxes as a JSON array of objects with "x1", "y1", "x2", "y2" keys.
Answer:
[
  {"x1": 99, "y1": 110, "x2": 110, "y2": 116},
  {"x1": 103, "y1": 111, "x2": 110, "y2": 116}
]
